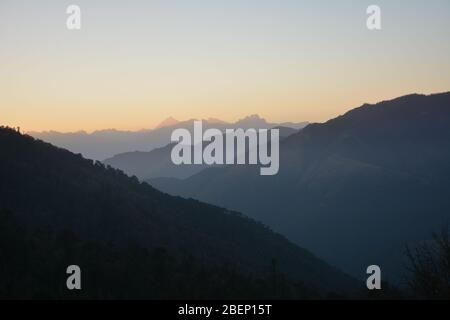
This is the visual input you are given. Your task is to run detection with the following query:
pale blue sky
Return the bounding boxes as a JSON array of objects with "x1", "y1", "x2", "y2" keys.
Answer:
[{"x1": 1, "y1": 0, "x2": 450, "y2": 131}]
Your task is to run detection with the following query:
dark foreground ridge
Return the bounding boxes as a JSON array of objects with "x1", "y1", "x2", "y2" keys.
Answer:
[{"x1": 0, "y1": 127, "x2": 358, "y2": 299}]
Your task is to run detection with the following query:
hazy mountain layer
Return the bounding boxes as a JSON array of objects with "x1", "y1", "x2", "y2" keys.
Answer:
[
  {"x1": 29, "y1": 115, "x2": 308, "y2": 161},
  {"x1": 104, "y1": 126, "x2": 298, "y2": 180},
  {"x1": 150, "y1": 92, "x2": 450, "y2": 282}
]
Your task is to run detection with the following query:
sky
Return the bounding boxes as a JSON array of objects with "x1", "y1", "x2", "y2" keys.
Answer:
[{"x1": 1, "y1": 0, "x2": 450, "y2": 132}]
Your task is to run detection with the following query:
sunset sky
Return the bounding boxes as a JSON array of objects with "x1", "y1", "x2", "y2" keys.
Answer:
[{"x1": 1, "y1": 0, "x2": 450, "y2": 132}]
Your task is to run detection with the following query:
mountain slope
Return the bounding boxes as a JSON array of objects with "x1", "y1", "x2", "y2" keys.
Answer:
[
  {"x1": 103, "y1": 143, "x2": 206, "y2": 180},
  {"x1": 104, "y1": 126, "x2": 299, "y2": 180},
  {"x1": 150, "y1": 92, "x2": 450, "y2": 281},
  {"x1": 0, "y1": 127, "x2": 356, "y2": 296}
]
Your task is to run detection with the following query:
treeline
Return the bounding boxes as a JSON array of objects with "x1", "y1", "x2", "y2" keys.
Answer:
[
  {"x1": 0, "y1": 126, "x2": 359, "y2": 297},
  {"x1": 0, "y1": 209, "x2": 320, "y2": 299}
]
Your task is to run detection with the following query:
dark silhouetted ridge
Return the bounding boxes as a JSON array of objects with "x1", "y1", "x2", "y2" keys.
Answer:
[{"x1": 0, "y1": 126, "x2": 357, "y2": 298}]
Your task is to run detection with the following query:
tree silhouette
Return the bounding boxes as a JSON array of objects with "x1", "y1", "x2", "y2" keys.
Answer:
[
  {"x1": 406, "y1": 226, "x2": 450, "y2": 299},
  {"x1": 0, "y1": 208, "x2": 325, "y2": 299}
]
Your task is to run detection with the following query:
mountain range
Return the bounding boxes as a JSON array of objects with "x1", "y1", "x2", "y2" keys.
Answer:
[
  {"x1": 28, "y1": 115, "x2": 308, "y2": 161},
  {"x1": 149, "y1": 92, "x2": 450, "y2": 282},
  {"x1": 5, "y1": 92, "x2": 449, "y2": 297}
]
